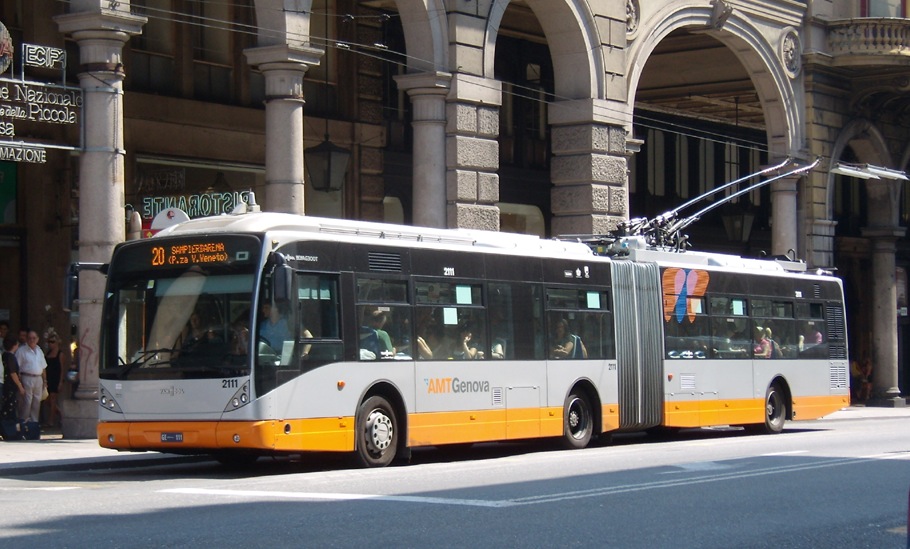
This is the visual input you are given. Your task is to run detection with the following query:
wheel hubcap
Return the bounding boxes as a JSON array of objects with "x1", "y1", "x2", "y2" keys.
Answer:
[
  {"x1": 366, "y1": 410, "x2": 393, "y2": 452},
  {"x1": 568, "y1": 399, "x2": 586, "y2": 438}
]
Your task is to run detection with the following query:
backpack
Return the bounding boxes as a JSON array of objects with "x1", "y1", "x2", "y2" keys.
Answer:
[
  {"x1": 770, "y1": 339, "x2": 783, "y2": 359},
  {"x1": 359, "y1": 326, "x2": 381, "y2": 359},
  {"x1": 572, "y1": 335, "x2": 588, "y2": 359}
]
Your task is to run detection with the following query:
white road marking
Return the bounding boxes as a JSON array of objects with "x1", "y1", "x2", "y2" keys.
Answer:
[
  {"x1": 160, "y1": 487, "x2": 506, "y2": 507},
  {"x1": 0, "y1": 486, "x2": 80, "y2": 491},
  {"x1": 160, "y1": 454, "x2": 891, "y2": 508}
]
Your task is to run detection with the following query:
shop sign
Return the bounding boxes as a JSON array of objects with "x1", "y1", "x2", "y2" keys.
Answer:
[
  {"x1": 141, "y1": 191, "x2": 254, "y2": 227},
  {"x1": 0, "y1": 20, "x2": 81, "y2": 163}
]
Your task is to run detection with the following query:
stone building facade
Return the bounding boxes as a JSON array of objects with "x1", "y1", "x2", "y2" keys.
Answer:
[{"x1": 1, "y1": 0, "x2": 907, "y2": 437}]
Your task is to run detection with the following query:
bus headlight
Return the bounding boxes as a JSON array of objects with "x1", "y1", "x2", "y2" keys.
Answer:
[
  {"x1": 223, "y1": 381, "x2": 251, "y2": 412},
  {"x1": 98, "y1": 389, "x2": 123, "y2": 414}
]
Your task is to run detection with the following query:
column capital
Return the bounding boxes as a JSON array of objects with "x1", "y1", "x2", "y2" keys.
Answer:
[
  {"x1": 770, "y1": 175, "x2": 799, "y2": 194},
  {"x1": 55, "y1": 10, "x2": 147, "y2": 39},
  {"x1": 244, "y1": 44, "x2": 324, "y2": 72},
  {"x1": 394, "y1": 71, "x2": 453, "y2": 95},
  {"x1": 861, "y1": 226, "x2": 907, "y2": 244}
]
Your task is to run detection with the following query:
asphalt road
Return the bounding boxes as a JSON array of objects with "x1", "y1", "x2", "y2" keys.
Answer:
[{"x1": 1, "y1": 415, "x2": 908, "y2": 548}]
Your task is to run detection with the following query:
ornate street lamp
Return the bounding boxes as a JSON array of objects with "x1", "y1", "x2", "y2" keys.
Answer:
[
  {"x1": 306, "y1": 135, "x2": 350, "y2": 192},
  {"x1": 722, "y1": 209, "x2": 755, "y2": 243}
]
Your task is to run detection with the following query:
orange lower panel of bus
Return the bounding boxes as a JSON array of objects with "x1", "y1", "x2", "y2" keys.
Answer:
[
  {"x1": 97, "y1": 404, "x2": 623, "y2": 453},
  {"x1": 662, "y1": 394, "x2": 849, "y2": 428},
  {"x1": 98, "y1": 418, "x2": 356, "y2": 453}
]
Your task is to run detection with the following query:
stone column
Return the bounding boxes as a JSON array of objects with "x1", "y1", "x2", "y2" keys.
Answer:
[
  {"x1": 55, "y1": 8, "x2": 146, "y2": 439},
  {"x1": 446, "y1": 74, "x2": 501, "y2": 231},
  {"x1": 549, "y1": 100, "x2": 630, "y2": 236},
  {"x1": 394, "y1": 72, "x2": 451, "y2": 228},
  {"x1": 244, "y1": 45, "x2": 323, "y2": 214},
  {"x1": 861, "y1": 228, "x2": 906, "y2": 406},
  {"x1": 770, "y1": 176, "x2": 798, "y2": 257}
]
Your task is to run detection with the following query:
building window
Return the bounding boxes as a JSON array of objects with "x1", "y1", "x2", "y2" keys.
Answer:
[
  {"x1": 863, "y1": 0, "x2": 906, "y2": 16},
  {"x1": 129, "y1": 0, "x2": 177, "y2": 95}
]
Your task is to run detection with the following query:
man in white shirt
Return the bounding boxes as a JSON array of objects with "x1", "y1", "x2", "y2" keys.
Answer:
[{"x1": 16, "y1": 329, "x2": 47, "y2": 423}]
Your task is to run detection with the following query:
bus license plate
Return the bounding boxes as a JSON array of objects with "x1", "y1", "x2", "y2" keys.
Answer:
[{"x1": 160, "y1": 432, "x2": 184, "y2": 443}]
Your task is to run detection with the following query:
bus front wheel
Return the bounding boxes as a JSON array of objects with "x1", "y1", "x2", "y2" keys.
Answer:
[
  {"x1": 355, "y1": 396, "x2": 398, "y2": 467},
  {"x1": 562, "y1": 392, "x2": 593, "y2": 449}
]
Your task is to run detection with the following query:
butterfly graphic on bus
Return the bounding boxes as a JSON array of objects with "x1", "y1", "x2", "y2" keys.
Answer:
[{"x1": 662, "y1": 268, "x2": 710, "y2": 324}]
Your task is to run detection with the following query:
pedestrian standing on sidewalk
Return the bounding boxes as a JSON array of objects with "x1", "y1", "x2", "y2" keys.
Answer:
[
  {"x1": 1, "y1": 334, "x2": 23, "y2": 420},
  {"x1": 15, "y1": 330, "x2": 46, "y2": 423},
  {"x1": 43, "y1": 335, "x2": 67, "y2": 428}
]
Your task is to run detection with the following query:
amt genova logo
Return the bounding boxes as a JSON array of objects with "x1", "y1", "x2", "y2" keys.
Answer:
[{"x1": 425, "y1": 377, "x2": 490, "y2": 394}]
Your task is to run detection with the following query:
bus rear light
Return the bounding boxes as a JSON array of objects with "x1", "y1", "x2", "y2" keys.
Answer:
[{"x1": 233, "y1": 434, "x2": 241, "y2": 443}]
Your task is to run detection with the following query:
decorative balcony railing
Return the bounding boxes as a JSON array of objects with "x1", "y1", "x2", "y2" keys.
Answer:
[{"x1": 827, "y1": 18, "x2": 910, "y2": 58}]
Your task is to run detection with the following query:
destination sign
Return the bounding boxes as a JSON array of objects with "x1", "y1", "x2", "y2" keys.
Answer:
[
  {"x1": 151, "y1": 241, "x2": 232, "y2": 267},
  {"x1": 112, "y1": 235, "x2": 262, "y2": 274}
]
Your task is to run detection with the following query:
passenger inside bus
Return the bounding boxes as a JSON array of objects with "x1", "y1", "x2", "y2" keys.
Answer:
[
  {"x1": 799, "y1": 322, "x2": 823, "y2": 351},
  {"x1": 491, "y1": 337, "x2": 506, "y2": 359},
  {"x1": 712, "y1": 320, "x2": 749, "y2": 358},
  {"x1": 753, "y1": 326, "x2": 772, "y2": 358},
  {"x1": 415, "y1": 323, "x2": 440, "y2": 360},
  {"x1": 452, "y1": 322, "x2": 483, "y2": 360},
  {"x1": 359, "y1": 306, "x2": 394, "y2": 360},
  {"x1": 260, "y1": 302, "x2": 291, "y2": 350},
  {"x1": 230, "y1": 309, "x2": 250, "y2": 357},
  {"x1": 551, "y1": 318, "x2": 586, "y2": 359}
]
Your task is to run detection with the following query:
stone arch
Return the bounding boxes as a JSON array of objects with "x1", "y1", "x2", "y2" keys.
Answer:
[
  {"x1": 254, "y1": 0, "x2": 448, "y2": 72},
  {"x1": 395, "y1": 0, "x2": 449, "y2": 72},
  {"x1": 626, "y1": 2, "x2": 801, "y2": 159},
  {"x1": 826, "y1": 119, "x2": 895, "y2": 224},
  {"x1": 483, "y1": 0, "x2": 603, "y2": 99}
]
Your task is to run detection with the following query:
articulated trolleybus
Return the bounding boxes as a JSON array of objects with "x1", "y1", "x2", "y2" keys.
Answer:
[{"x1": 93, "y1": 202, "x2": 848, "y2": 466}]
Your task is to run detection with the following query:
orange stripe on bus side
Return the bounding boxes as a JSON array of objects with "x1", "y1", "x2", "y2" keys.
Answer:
[
  {"x1": 100, "y1": 403, "x2": 625, "y2": 453},
  {"x1": 663, "y1": 394, "x2": 850, "y2": 428},
  {"x1": 98, "y1": 419, "x2": 356, "y2": 453},
  {"x1": 663, "y1": 399, "x2": 764, "y2": 427},
  {"x1": 791, "y1": 395, "x2": 850, "y2": 421}
]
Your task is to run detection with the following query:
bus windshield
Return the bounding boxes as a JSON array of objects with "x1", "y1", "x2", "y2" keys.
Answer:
[{"x1": 100, "y1": 236, "x2": 261, "y2": 381}]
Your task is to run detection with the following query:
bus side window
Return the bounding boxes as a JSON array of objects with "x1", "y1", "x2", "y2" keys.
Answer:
[{"x1": 489, "y1": 283, "x2": 515, "y2": 360}]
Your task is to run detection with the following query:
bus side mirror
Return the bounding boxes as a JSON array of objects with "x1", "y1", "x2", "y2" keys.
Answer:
[
  {"x1": 62, "y1": 262, "x2": 108, "y2": 312},
  {"x1": 272, "y1": 257, "x2": 294, "y2": 304},
  {"x1": 63, "y1": 271, "x2": 78, "y2": 312}
]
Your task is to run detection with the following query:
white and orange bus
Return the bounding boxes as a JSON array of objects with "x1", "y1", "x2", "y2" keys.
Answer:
[{"x1": 89, "y1": 206, "x2": 849, "y2": 466}]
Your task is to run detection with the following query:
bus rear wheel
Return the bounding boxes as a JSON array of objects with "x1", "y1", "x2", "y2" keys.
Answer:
[
  {"x1": 562, "y1": 392, "x2": 593, "y2": 449},
  {"x1": 354, "y1": 396, "x2": 398, "y2": 467},
  {"x1": 749, "y1": 383, "x2": 786, "y2": 434}
]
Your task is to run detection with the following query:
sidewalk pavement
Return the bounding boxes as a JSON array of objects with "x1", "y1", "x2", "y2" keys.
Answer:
[{"x1": 1, "y1": 405, "x2": 907, "y2": 475}]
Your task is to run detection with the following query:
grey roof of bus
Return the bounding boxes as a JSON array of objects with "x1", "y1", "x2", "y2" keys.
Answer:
[{"x1": 154, "y1": 211, "x2": 597, "y2": 257}]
